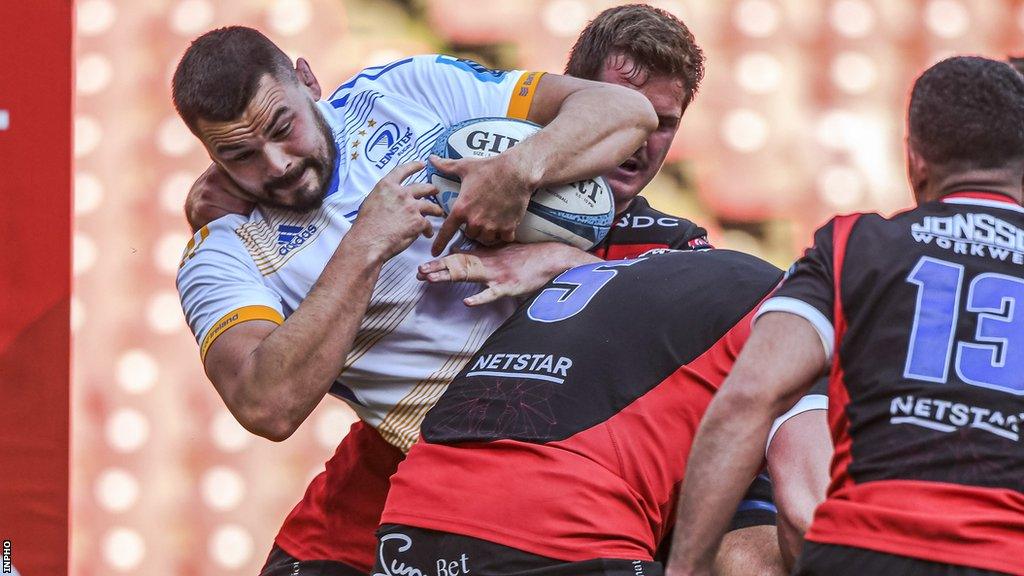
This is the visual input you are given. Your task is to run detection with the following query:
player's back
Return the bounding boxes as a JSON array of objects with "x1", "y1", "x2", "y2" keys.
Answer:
[
  {"x1": 781, "y1": 191, "x2": 1024, "y2": 572},
  {"x1": 381, "y1": 249, "x2": 782, "y2": 561}
]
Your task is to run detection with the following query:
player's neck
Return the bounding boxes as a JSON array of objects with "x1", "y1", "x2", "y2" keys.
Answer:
[{"x1": 920, "y1": 165, "x2": 1024, "y2": 205}]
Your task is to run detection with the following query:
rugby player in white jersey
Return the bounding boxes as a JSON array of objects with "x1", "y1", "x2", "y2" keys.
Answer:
[{"x1": 172, "y1": 26, "x2": 656, "y2": 575}]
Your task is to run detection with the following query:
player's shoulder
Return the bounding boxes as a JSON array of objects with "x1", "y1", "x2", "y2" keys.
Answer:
[
  {"x1": 814, "y1": 210, "x2": 887, "y2": 241},
  {"x1": 895, "y1": 195, "x2": 1024, "y2": 222},
  {"x1": 176, "y1": 214, "x2": 256, "y2": 279},
  {"x1": 324, "y1": 56, "x2": 420, "y2": 109},
  {"x1": 639, "y1": 248, "x2": 782, "y2": 285},
  {"x1": 817, "y1": 209, "x2": 932, "y2": 275},
  {"x1": 623, "y1": 195, "x2": 696, "y2": 226},
  {"x1": 326, "y1": 56, "x2": 418, "y2": 96},
  {"x1": 823, "y1": 209, "x2": 885, "y2": 226},
  {"x1": 841, "y1": 205, "x2": 959, "y2": 251},
  {"x1": 615, "y1": 196, "x2": 711, "y2": 247},
  {"x1": 695, "y1": 247, "x2": 783, "y2": 276},
  {"x1": 868, "y1": 195, "x2": 1024, "y2": 251},
  {"x1": 419, "y1": 54, "x2": 519, "y2": 83},
  {"x1": 327, "y1": 54, "x2": 514, "y2": 99},
  {"x1": 619, "y1": 250, "x2": 782, "y2": 335}
]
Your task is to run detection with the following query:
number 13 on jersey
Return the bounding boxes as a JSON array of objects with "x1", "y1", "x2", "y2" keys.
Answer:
[{"x1": 905, "y1": 256, "x2": 1024, "y2": 395}]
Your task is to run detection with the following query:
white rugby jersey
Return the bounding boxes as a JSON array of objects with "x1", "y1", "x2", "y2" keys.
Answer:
[{"x1": 177, "y1": 55, "x2": 544, "y2": 451}]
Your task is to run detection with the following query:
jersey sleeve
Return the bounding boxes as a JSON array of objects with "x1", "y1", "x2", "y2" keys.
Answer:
[
  {"x1": 668, "y1": 221, "x2": 712, "y2": 251},
  {"x1": 589, "y1": 197, "x2": 714, "y2": 260},
  {"x1": 755, "y1": 219, "x2": 837, "y2": 361},
  {"x1": 364, "y1": 54, "x2": 545, "y2": 125},
  {"x1": 766, "y1": 377, "x2": 829, "y2": 454},
  {"x1": 176, "y1": 221, "x2": 285, "y2": 362}
]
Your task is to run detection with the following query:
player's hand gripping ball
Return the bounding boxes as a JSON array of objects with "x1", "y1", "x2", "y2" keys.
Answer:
[{"x1": 426, "y1": 117, "x2": 615, "y2": 251}]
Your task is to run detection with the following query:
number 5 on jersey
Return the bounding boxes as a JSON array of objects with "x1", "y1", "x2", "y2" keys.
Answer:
[{"x1": 527, "y1": 259, "x2": 645, "y2": 322}]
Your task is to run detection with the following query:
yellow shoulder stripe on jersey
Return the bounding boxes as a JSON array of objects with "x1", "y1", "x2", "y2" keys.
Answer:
[
  {"x1": 179, "y1": 226, "x2": 210, "y2": 269},
  {"x1": 506, "y1": 71, "x2": 545, "y2": 120},
  {"x1": 200, "y1": 305, "x2": 284, "y2": 361}
]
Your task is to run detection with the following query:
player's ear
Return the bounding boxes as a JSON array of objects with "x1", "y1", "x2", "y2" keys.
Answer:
[
  {"x1": 906, "y1": 137, "x2": 929, "y2": 204},
  {"x1": 295, "y1": 58, "x2": 322, "y2": 100}
]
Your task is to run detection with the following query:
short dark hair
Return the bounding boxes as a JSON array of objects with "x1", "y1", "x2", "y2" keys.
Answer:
[
  {"x1": 565, "y1": 4, "x2": 705, "y2": 107},
  {"x1": 908, "y1": 56, "x2": 1024, "y2": 169},
  {"x1": 172, "y1": 26, "x2": 295, "y2": 134}
]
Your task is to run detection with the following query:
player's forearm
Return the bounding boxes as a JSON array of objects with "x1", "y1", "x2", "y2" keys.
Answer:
[
  {"x1": 514, "y1": 84, "x2": 655, "y2": 188},
  {"x1": 767, "y1": 412, "x2": 831, "y2": 567},
  {"x1": 240, "y1": 236, "x2": 386, "y2": 438},
  {"x1": 776, "y1": 508, "x2": 803, "y2": 570},
  {"x1": 552, "y1": 244, "x2": 602, "y2": 270},
  {"x1": 667, "y1": 390, "x2": 779, "y2": 576},
  {"x1": 670, "y1": 313, "x2": 828, "y2": 570},
  {"x1": 511, "y1": 245, "x2": 600, "y2": 302}
]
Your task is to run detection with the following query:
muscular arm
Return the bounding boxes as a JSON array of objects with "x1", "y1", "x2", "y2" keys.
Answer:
[
  {"x1": 767, "y1": 409, "x2": 831, "y2": 568},
  {"x1": 517, "y1": 74, "x2": 657, "y2": 189},
  {"x1": 666, "y1": 313, "x2": 827, "y2": 576},
  {"x1": 202, "y1": 162, "x2": 441, "y2": 441},
  {"x1": 205, "y1": 243, "x2": 382, "y2": 441}
]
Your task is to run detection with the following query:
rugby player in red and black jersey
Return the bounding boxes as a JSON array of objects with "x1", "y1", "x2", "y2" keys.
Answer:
[
  {"x1": 416, "y1": 8, "x2": 794, "y2": 572},
  {"x1": 377, "y1": 247, "x2": 820, "y2": 575},
  {"x1": 668, "y1": 56, "x2": 1024, "y2": 576}
]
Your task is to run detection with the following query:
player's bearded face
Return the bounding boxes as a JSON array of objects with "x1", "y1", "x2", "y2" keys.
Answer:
[
  {"x1": 201, "y1": 75, "x2": 337, "y2": 213},
  {"x1": 597, "y1": 55, "x2": 686, "y2": 213},
  {"x1": 257, "y1": 102, "x2": 336, "y2": 212}
]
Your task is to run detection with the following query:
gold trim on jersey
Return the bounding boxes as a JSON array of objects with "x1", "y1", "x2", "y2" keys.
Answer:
[
  {"x1": 200, "y1": 305, "x2": 284, "y2": 361},
  {"x1": 342, "y1": 259, "x2": 428, "y2": 369},
  {"x1": 376, "y1": 316, "x2": 496, "y2": 451},
  {"x1": 506, "y1": 71, "x2": 545, "y2": 120},
  {"x1": 179, "y1": 226, "x2": 210, "y2": 269}
]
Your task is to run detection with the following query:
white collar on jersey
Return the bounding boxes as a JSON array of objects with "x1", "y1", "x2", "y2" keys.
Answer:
[{"x1": 942, "y1": 194, "x2": 1024, "y2": 214}]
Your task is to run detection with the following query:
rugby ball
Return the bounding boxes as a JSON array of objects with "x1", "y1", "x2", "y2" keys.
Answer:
[{"x1": 427, "y1": 117, "x2": 615, "y2": 251}]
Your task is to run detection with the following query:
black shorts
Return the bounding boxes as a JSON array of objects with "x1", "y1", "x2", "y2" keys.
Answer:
[
  {"x1": 795, "y1": 542, "x2": 1013, "y2": 576},
  {"x1": 260, "y1": 545, "x2": 366, "y2": 576},
  {"x1": 375, "y1": 524, "x2": 662, "y2": 576}
]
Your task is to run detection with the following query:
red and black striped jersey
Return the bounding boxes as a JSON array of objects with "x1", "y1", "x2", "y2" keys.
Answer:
[
  {"x1": 381, "y1": 250, "x2": 782, "y2": 561},
  {"x1": 760, "y1": 191, "x2": 1024, "y2": 575},
  {"x1": 590, "y1": 196, "x2": 711, "y2": 260}
]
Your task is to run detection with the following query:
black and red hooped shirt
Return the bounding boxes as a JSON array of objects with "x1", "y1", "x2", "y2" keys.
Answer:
[{"x1": 759, "y1": 191, "x2": 1024, "y2": 575}]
